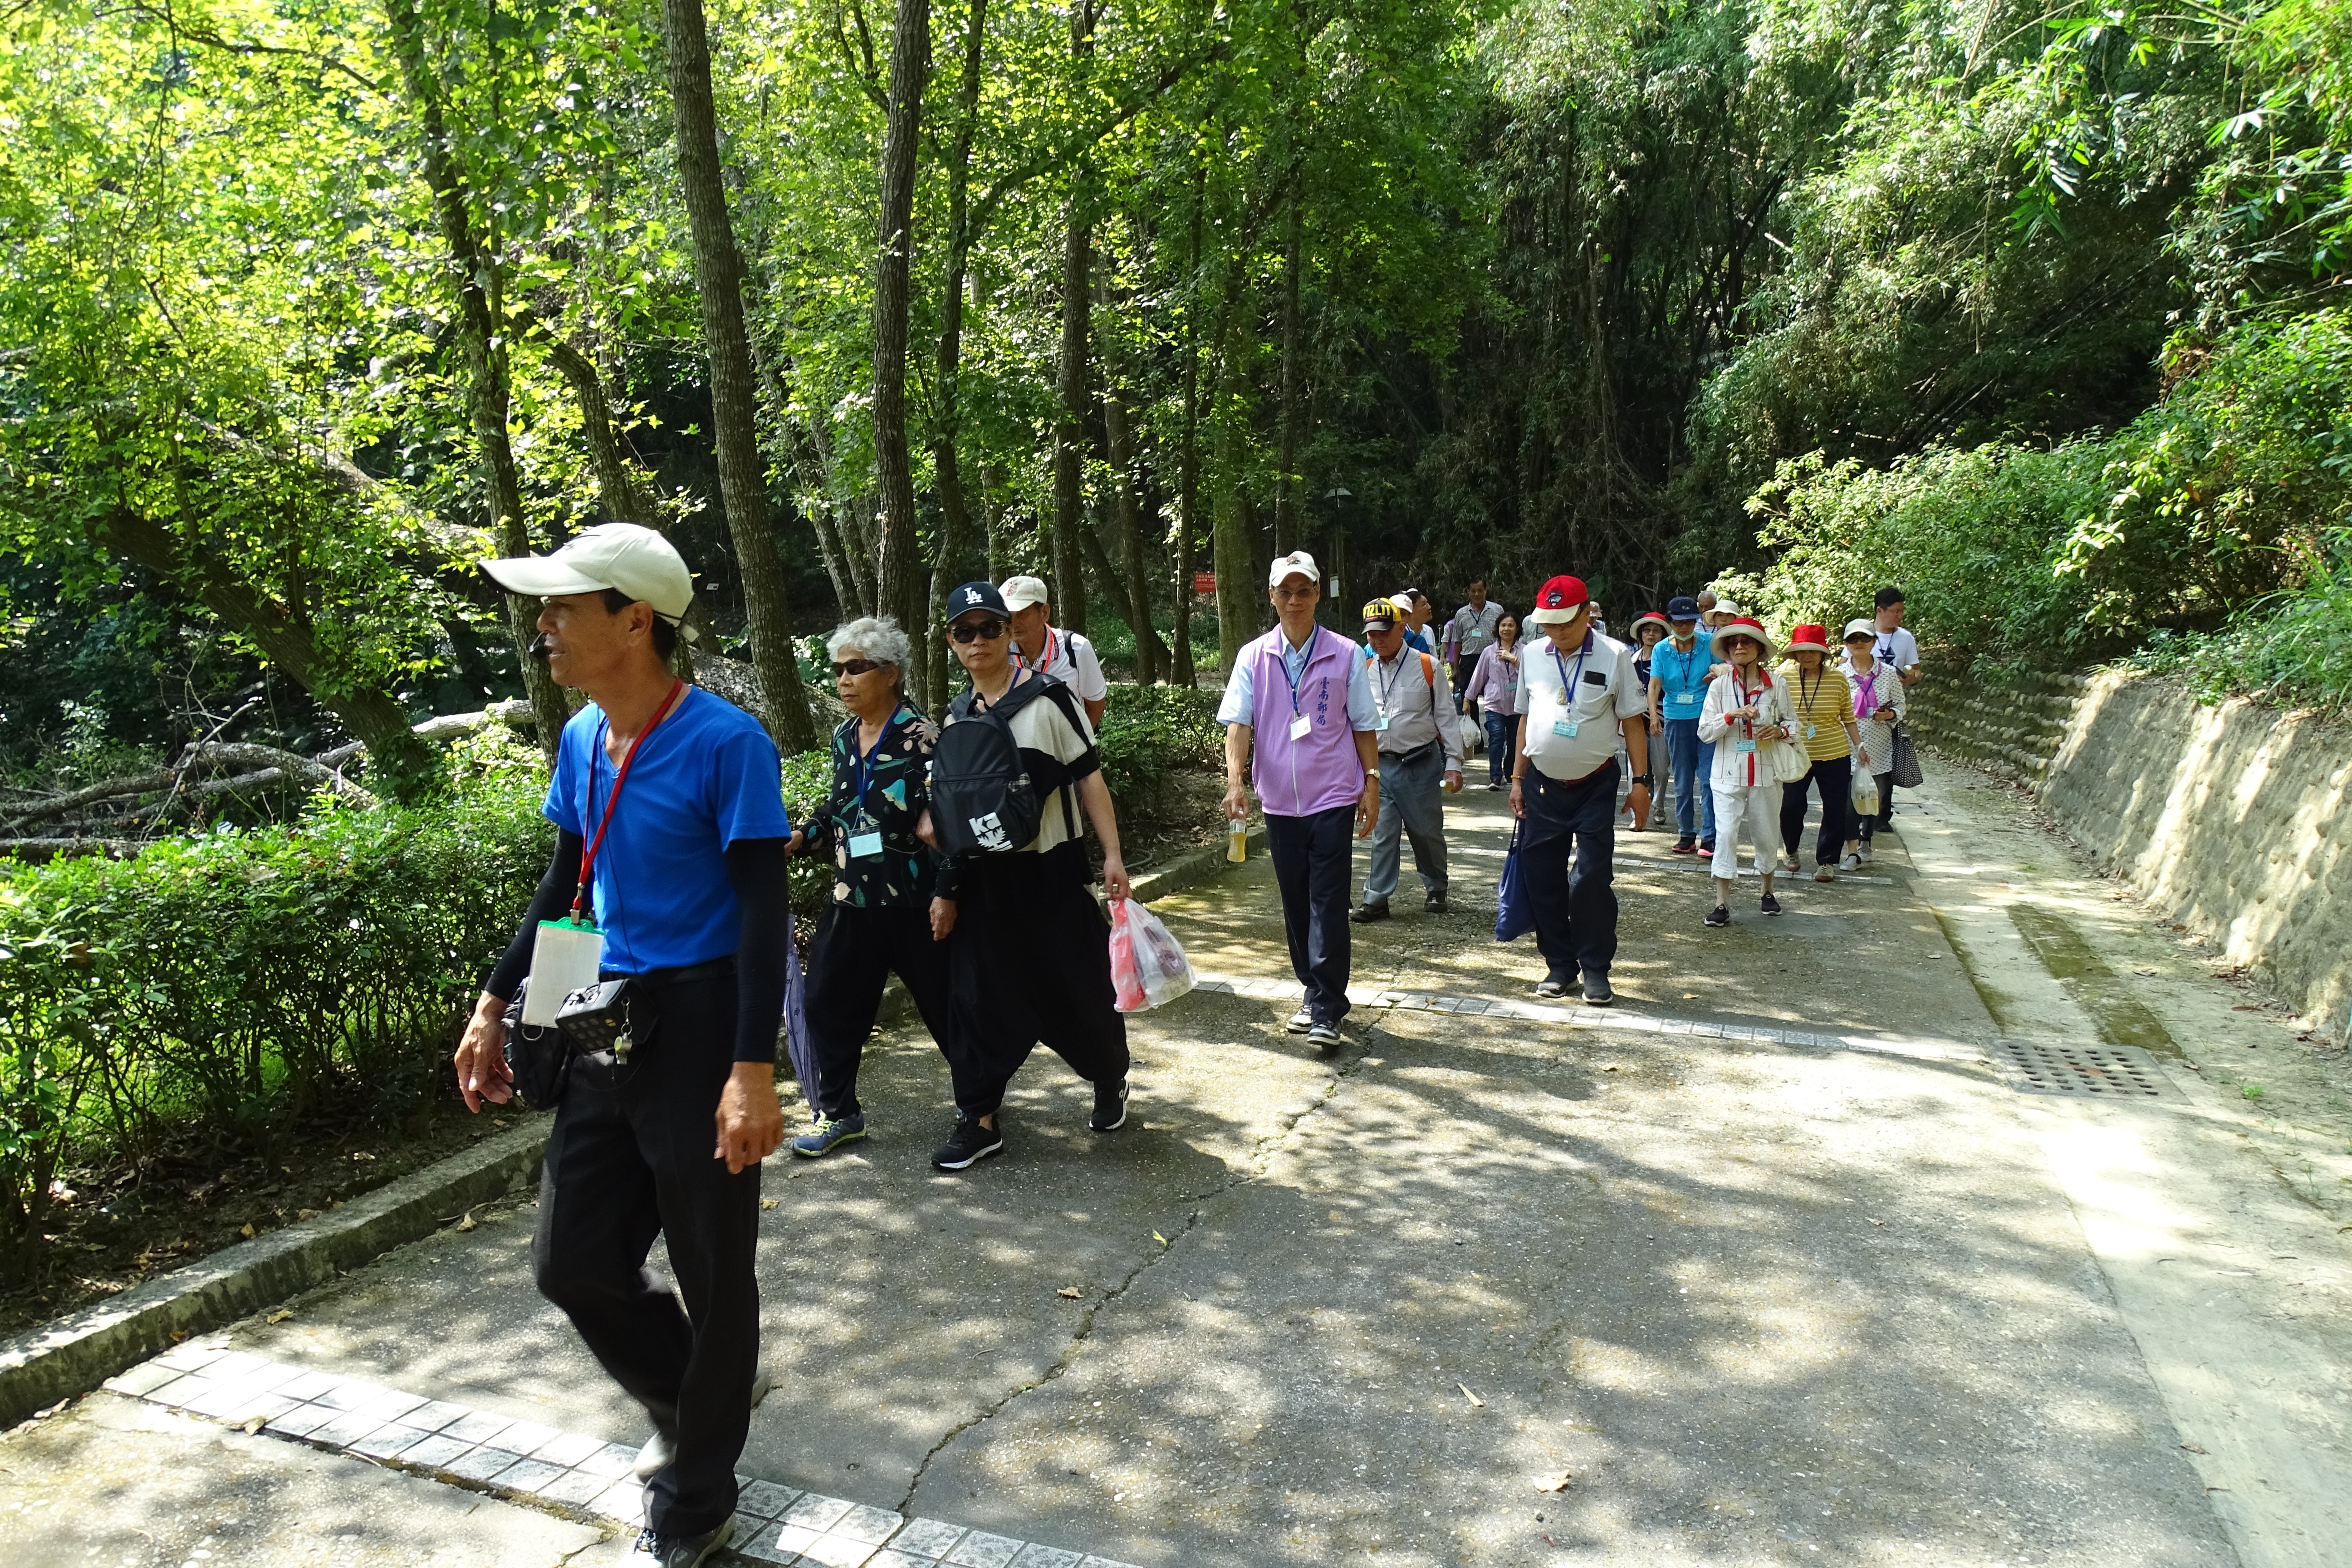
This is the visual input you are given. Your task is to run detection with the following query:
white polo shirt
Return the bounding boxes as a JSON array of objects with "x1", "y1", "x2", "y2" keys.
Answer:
[
  {"x1": 1014, "y1": 624, "x2": 1108, "y2": 704},
  {"x1": 1521, "y1": 629, "x2": 1646, "y2": 782}
]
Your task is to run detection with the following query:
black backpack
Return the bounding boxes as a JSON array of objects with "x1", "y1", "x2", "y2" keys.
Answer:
[{"x1": 932, "y1": 675, "x2": 1076, "y2": 855}]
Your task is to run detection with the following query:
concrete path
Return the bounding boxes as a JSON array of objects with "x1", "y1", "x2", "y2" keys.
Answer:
[{"x1": 5, "y1": 761, "x2": 2345, "y2": 1568}]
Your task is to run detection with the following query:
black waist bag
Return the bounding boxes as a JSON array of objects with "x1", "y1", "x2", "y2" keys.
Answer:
[
  {"x1": 933, "y1": 676, "x2": 1054, "y2": 855},
  {"x1": 500, "y1": 979, "x2": 571, "y2": 1108}
]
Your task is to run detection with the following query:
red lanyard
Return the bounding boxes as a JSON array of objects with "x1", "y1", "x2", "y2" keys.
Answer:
[
  {"x1": 1019, "y1": 625, "x2": 1059, "y2": 673},
  {"x1": 574, "y1": 680, "x2": 687, "y2": 920}
]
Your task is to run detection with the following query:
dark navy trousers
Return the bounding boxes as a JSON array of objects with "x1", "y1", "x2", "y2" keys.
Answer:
[
  {"x1": 1521, "y1": 760, "x2": 1622, "y2": 984},
  {"x1": 1265, "y1": 803, "x2": 1357, "y2": 1024}
]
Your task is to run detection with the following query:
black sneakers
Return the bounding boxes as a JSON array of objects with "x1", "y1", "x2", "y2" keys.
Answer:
[
  {"x1": 1349, "y1": 900, "x2": 1391, "y2": 924},
  {"x1": 632, "y1": 1516, "x2": 735, "y2": 1567},
  {"x1": 1424, "y1": 891, "x2": 1448, "y2": 914},
  {"x1": 1091, "y1": 1078, "x2": 1129, "y2": 1132},
  {"x1": 1760, "y1": 891, "x2": 1783, "y2": 916},
  {"x1": 1581, "y1": 975, "x2": 1614, "y2": 1006},
  {"x1": 931, "y1": 1117, "x2": 1005, "y2": 1170},
  {"x1": 1704, "y1": 905, "x2": 1731, "y2": 928}
]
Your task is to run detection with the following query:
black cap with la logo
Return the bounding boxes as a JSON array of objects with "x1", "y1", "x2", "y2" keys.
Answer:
[{"x1": 944, "y1": 581, "x2": 1010, "y2": 622}]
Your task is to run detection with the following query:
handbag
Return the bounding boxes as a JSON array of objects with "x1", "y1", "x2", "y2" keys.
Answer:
[
  {"x1": 1891, "y1": 722, "x2": 1924, "y2": 789},
  {"x1": 500, "y1": 980, "x2": 571, "y2": 1108},
  {"x1": 1764, "y1": 690, "x2": 1810, "y2": 784},
  {"x1": 1495, "y1": 821, "x2": 1537, "y2": 943}
]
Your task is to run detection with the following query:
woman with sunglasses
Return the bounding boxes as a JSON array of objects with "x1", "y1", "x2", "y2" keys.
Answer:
[
  {"x1": 785, "y1": 617, "x2": 956, "y2": 1156},
  {"x1": 926, "y1": 581, "x2": 1132, "y2": 1171},
  {"x1": 1695, "y1": 616, "x2": 1793, "y2": 926}
]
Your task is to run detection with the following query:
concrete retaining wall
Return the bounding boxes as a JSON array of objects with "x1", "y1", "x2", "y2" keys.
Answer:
[{"x1": 1909, "y1": 664, "x2": 2352, "y2": 1035}]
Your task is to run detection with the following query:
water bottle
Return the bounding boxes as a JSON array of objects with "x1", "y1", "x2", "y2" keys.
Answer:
[{"x1": 1227, "y1": 816, "x2": 1248, "y2": 863}]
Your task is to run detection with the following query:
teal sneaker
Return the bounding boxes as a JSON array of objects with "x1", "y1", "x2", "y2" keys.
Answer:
[{"x1": 790, "y1": 1112, "x2": 867, "y2": 1158}]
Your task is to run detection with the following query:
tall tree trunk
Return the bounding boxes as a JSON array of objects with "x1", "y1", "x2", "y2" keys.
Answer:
[
  {"x1": 924, "y1": 0, "x2": 988, "y2": 715},
  {"x1": 1101, "y1": 384, "x2": 1166, "y2": 683},
  {"x1": 1170, "y1": 172, "x2": 1203, "y2": 690},
  {"x1": 658, "y1": 0, "x2": 818, "y2": 751},
  {"x1": 383, "y1": 0, "x2": 568, "y2": 763},
  {"x1": 871, "y1": 0, "x2": 930, "y2": 638},
  {"x1": 1051, "y1": 201, "x2": 1092, "y2": 634},
  {"x1": 983, "y1": 463, "x2": 1015, "y2": 584},
  {"x1": 1274, "y1": 181, "x2": 1303, "y2": 558}
]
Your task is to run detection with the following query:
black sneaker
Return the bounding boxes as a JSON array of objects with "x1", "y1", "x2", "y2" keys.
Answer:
[
  {"x1": 1349, "y1": 901, "x2": 1391, "y2": 924},
  {"x1": 631, "y1": 1516, "x2": 735, "y2": 1567},
  {"x1": 1534, "y1": 977, "x2": 1570, "y2": 999},
  {"x1": 931, "y1": 1118, "x2": 1004, "y2": 1170},
  {"x1": 1760, "y1": 891, "x2": 1783, "y2": 916},
  {"x1": 1671, "y1": 837, "x2": 1698, "y2": 855},
  {"x1": 1704, "y1": 905, "x2": 1731, "y2": 928},
  {"x1": 1696, "y1": 841, "x2": 1715, "y2": 857},
  {"x1": 1581, "y1": 975, "x2": 1614, "y2": 1007},
  {"x1": 1091, "y1": 1078, "x2": 1129, "y2": 1132},
  {"x1": 1423, "y1": 891, "x2": 1448, "y2": 914}
]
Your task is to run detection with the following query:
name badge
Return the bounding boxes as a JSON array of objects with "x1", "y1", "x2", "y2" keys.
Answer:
[
  {"x1": 1803, "y1": 724, "x2": 1818, "y2": 740},
  {"x1": 524, "y1": 918, "x2": 604, "y2": 1027},
  {"x1": 848, "y1": 831, "x2": 884, "y2": 858},
  {"x1": 1733, "y1": 738, "x2": 1757, "y2": 755},
  {"x1": 1373, "y1": 715, "x2": 1391, "y2": 732},
  {"x1": 1289, "y1": 713, "x2": 1313, "y2": 740},
  {"x1": 1553, "y1": 720, "x2": 1579, "y2": 738}
]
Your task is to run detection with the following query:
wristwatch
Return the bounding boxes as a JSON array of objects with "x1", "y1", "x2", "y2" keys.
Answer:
[{"x1": 1631, "y1": 773, "x2": 1654, "y2": 786}]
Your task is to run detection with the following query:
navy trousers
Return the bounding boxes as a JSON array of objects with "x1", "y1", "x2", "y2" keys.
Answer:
[
  {"x1": 1520, "y1": 760, "x2": 1622, "y2": 984},
  {"x1": 1266, "y1": 804, "x2": 1357, "y2": 1024}
]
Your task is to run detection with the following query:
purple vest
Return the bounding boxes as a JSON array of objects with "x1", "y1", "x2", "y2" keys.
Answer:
[{"x1": 1246, "y1": 625, "x2": 1364, "y2": 818}]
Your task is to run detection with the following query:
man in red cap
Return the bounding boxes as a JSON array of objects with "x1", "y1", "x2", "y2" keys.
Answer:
[{"x1": 1510, "y1": 574, "x2": 1652, "y2": 1004}]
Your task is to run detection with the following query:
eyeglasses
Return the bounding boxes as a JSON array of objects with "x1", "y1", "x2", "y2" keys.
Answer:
[
  {"x1": 949, "y1": 618, "x2": 1008, "y2": 644},
  {"x1": 831, "y1": 659, "x2": 883, "y2": 678}
]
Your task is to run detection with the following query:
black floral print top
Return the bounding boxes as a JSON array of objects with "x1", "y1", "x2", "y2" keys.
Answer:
[{"x1": 801, "y1": 704, "x2": 946, "y2": 908}]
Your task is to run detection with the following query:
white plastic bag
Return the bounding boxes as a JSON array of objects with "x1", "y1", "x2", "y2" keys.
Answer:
[
  {"x1": 1850, "y1": 767, "x2": 1881, "y2": 821},
  {"x1": 1107, "y1": 897, "x2": 1196, "y2": 1013}
]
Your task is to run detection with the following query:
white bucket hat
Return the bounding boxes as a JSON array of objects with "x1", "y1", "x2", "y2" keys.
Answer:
[{"x1": 483, "y1": 523, "x2": 698, "y2": 642}]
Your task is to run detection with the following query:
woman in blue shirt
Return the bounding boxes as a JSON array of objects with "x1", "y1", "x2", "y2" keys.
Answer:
[{"x1": 1645, "y1": 596, "x2": 1717, "y2": 853}]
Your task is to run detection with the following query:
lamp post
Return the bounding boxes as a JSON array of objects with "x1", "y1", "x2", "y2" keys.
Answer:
[{"x1": 1323, "y1": 486, "x2": 1352, "y2": 629}]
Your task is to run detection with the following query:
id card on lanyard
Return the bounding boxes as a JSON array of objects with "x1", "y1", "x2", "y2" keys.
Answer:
[
  {"x1": 1285, "y1": 638, "x2": 1316, "y2": 740},
  {"x1": 523, "y1": 681, "x2": 686, "y2": 1025},
  {"x1": 845, "y1": 715, "x2": 891, "y2": 858},
  {"x1": 1550, "y1": 637, "x2": 1590, "y2": 738}
]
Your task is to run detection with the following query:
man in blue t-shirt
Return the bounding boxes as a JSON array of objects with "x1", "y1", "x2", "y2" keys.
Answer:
[
  {"x1": 1645, "y1": 595, "x2": 1716, "y2": 853},
  {"x1": 453, "y1": 523, "x2": 790, "y2": 1568}
]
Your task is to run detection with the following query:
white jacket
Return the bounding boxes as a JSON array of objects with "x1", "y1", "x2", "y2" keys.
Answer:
[{"x1": 1698, "y1": 666, "x2": 1795, "y2": 790}]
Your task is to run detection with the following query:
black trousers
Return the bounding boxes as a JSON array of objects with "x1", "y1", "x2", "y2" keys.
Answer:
[
  {"x1": 801, "y1": 900, "x2": 951, "y2": 1118},
  {"x1": 1780, "y1": 754, "x2": 1852, "y2": 867},
  {"x1": 1265, "y1": 803, "x2": 1357, "y2": 1024},
  {"x1": 1522, "y1": 760, "x2": 1620, "y2": 984},
  {"x1": 531, "y1": 973, "x2": 757, "y2": 1539},
  {"x1": 943, "y1": 848, "x2": 1128, "y2": 1120}
]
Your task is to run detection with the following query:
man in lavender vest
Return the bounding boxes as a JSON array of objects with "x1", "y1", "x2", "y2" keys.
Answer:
[{"x1": 1219, "y1": 551, "x2": 1382, "y2": 1049}]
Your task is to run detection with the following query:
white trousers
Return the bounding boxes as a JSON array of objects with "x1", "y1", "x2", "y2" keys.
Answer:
[{"x1": 1710, "y1": 781, "x2": 1783, "y2": 882}]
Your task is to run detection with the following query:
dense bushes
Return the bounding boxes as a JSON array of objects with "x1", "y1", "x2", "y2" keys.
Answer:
[
  {"x1": 1737, "y1": 308, "x2": 2352, "y2": 697},
  {"x1": 0, "y1": 731, "x2": 550, "y2": 1279},
  {"x1": 1092, "y1": 686, "x2": 1225, "y2": 809}
]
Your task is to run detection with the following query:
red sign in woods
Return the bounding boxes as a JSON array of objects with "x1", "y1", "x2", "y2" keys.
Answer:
[{"x1": 1192, "y1": 572, "x2": 1217, "y2": 594}]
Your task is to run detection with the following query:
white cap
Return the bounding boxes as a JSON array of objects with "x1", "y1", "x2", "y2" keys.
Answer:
[
  {"x1": 483, "y1": 524, "x2": 698, "y2": 642},
  {"x1": 1268, "y1": 550, "x2": 1319, "y2": 589},
  {"x1": 1843, "y1": 617, "x2": 1879, "y2": 642},
  {"x1": 999, "y1": 574, "x2": 1051, "y2": 612},
  {"x1": 1711, "y1": 597, "x2": 1744, "y2": 620}
]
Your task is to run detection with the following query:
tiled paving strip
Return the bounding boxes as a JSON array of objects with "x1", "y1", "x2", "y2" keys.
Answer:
[
  {"x1": 1187, "y1": 969, "x2": 1987, "y2": 1062},
  {"x1": 104, "y1": 1341, "x2": 1140, "y2": 1568}
]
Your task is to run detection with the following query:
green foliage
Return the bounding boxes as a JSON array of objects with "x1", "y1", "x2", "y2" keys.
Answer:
[
  {"x1": 0, "y1": 729, "x2": 550, "y2": 1276},
  {"x1": 1093, "y1": 685, "x2": 1224, "y2": 807},
  {"x1": 1742, "y1": 306, "x2": 2352, "y2": 678}
]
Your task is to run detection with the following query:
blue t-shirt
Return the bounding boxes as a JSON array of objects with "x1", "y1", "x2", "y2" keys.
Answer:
[
  {"x1": 543, "y1": 687, "x2": 790, "y2": 974},
  {"x1": 1650, "y1": 639, "x2": 1713, "y2": 721}
]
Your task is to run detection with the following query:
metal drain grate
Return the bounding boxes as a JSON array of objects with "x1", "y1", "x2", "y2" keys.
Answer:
[{"x1": 1989, "y1": 1038, "x2": 2173, "y2": 1098}]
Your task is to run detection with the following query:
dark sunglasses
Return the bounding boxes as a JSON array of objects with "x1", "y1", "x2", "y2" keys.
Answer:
[
  {"x1": 831, "y1": 659, "x2": 884, "y2": 678},
  {"x1": 949, "y1": 618, "x2": 1008, "y2": 644}
]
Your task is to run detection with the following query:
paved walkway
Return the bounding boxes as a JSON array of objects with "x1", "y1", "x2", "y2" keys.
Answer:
[{"x1": 5, "y1": 763, "x2": 2347, "y2": 1568}]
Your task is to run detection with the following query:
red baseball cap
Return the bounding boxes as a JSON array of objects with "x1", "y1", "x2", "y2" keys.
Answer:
[{"x1": 1526, "y1": 574, "x2": 1589, "y2": 625}]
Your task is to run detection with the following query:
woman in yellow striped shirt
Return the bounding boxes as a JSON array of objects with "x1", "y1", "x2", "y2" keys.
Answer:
[{"x1": 1777, "y1": 625, "x2": 1865, "y2": 882}]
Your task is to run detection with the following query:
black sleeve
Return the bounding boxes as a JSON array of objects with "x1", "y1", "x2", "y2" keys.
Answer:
[
  {"x1": 725, "y1": 838, "x2": 790, "y2": 1065},
  {"x1": 485, "y1": 831, "x2": 584, "y2": 1001}
]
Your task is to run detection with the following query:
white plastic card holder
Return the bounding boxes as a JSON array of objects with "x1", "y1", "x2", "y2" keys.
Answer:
[
  {"x1": 1289, "y1": 714, "x2": 1312, "y2": 740},
  {"x1": 523, "y1": 919, "x2": 605, "y2": 1026},
  {"x1": 1553, "y1": 720, "x2": 1578, "y2": 738},
  {"x1": 848, "y1": 830, "x2": 884, "y2": 858},
  {"x1": 1733, "y1": 738, "x2": 1758, "y2": 755}
]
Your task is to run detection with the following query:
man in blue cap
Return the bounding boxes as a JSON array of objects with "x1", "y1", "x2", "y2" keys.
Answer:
[{"x1": 1645, "y1": 595, "x2": 1715, "y2": 854}]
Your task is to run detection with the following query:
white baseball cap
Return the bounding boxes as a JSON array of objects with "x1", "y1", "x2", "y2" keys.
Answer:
[
  {"x1": 999, "y1": 574, "x2": 1052, "y2": 611},
  {"x1": 483, "y1": 524, "x2": 699, "y2": 642},
  {"x1": 1268, "y1": 550, "x2": 1320, "y2": 589}
]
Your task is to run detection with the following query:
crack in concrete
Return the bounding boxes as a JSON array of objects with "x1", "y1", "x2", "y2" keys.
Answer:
[{"x1": 892, "y1": 1010, "x2": 1395, "y2": 1516}]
